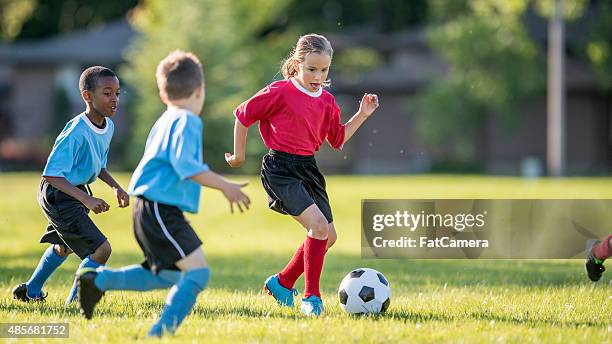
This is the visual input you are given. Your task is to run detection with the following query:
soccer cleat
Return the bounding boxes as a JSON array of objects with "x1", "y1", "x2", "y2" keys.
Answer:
[
  {"x1": 585, "y1": 240, "x2": 606, "y2": 282},
  {"x1": 263, "y1": 274, "x2": 298, "y2": 307},
  {"x1": 301, "y1": 295, "x2": 324, "y2": 316},
  {"x1": 78, "y1": 268, "x2": 104, "y2": 319},
  {"x1": 12, "y1": 283, "x2": 47, "y2": 302}
]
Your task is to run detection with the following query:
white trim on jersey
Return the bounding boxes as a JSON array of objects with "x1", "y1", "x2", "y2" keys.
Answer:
[
  {"x1": 290, "y1": 77, "x2": 322, "y2": 97},
  {"x1": 80, "y1": 113, "x2": 109, "y2": 134}
]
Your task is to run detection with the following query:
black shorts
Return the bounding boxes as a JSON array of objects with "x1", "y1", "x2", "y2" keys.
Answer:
[
  {"x1": 260, "y1": 149, "x2": 333, "y2": 223},
  {"x1": 38, "y1": 179, "x2": 107, "y2": 260},
  {"x1": 133, "y1": 196, "x2": 202, "y2": 274}
]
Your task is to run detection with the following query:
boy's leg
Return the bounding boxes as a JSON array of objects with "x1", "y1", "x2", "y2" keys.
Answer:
[
  {"x1": 148, "y1": 248, "x2": 210, "y2": 337},
  {"x1": 586, "y1": 234, "x2": 612, "y2": 281},
  {"x1": 94, "y1": 265, "x2": 180, "y2": 291},
  {"x1": 66, "y1": 240, "x2": 111, "y2": 304},
  {"x1": 78, "y1": 265, "x2": 180, "y2": 319},
  {"x1": 13, "y1": 244, "x2": 70, "y2": 301}
]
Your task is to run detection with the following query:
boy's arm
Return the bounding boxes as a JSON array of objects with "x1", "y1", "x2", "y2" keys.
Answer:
[
  {"x1": 225, "y1": 118, "x2": 248, "y2": 168},
  {"x1": 343, "y1": 93, "x2": 379, "y2": 144},
  {"x1": 43, "y1": 176, "x2": 110, "y2": 214},
  {"x1": 190, "y1": 170, "x2": 250, "y2": 213},
  {"x1": 98, "y1": 168, "x2": 130, "y2": 208}
]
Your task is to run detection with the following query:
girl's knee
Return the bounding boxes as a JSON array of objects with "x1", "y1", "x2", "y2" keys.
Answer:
[{"x1": 310, "y1": 217, "x2": 329, "y2": 239}]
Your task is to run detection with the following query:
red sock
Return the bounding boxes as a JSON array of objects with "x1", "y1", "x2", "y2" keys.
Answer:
[
  {"x1": 593, "y1": 235, "x2": 612, "y2": 260},
  {"x1": 304, "y1": 236, "x2": 328, "y2": 298},
  {"x1": 277, "y1": 243, "x2": 304, "y2": 289}
]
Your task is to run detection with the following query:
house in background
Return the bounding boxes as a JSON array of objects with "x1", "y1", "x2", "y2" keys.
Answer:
[
  {"x1": 321, "y1": 5, "x2": 612, "y2": 175},
  {"x1": 322, "y1": 25, "x2": 611, "y2": 176},
  {"x1": 0, "y1": 19, "x2": 136, "y2": 169}
]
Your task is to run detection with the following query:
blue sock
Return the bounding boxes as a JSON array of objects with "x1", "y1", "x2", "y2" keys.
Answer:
[
  {"x1": 26, "y1": 245, "x2": 67, "y2": 298},
  {"x1": 65, "y1": 256, "x2": 102, "y2": 304},
  {"x1": 94, "y1": 265, "x2": 181, "y2": 291},
  {"x1": 148, "y1": 268, "x2": 210, "y2": 337}
]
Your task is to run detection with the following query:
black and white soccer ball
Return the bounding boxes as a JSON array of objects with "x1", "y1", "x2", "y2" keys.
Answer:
[{"x1": 338, "y1": 268, "x2": 391, "y2": 314}]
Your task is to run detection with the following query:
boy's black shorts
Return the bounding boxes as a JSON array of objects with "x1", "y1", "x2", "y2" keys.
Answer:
[
  {"x1": 38, "y1": 179, "x2": 107, "y2": 260},
  {"x1": 133, "y1": 196, "x2": 202, "y2": 274},
  {"x1": 260, "y1": 149, "x2": 333, "y2": 223}
]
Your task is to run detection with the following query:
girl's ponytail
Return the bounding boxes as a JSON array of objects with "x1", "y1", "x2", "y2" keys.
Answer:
[{"x1": 281, "y1": 50, "x2": 297, "y2": 79}]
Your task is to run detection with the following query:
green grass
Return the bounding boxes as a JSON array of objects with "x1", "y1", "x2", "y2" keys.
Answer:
[{"x1": 0, "y1": 173, "x2": 610, "y2": 343}]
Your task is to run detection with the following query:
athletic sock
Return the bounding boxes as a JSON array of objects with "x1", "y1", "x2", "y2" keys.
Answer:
[
  {"x1": 303, "y1": 236, "x2": 328, "y2": 299},
  {"x1": 66, "y1": 256, "x2": 101, "y2": 304},
  {"x1": 278, "y1": 242, "x2": 304, "y2": 289},
  {"x1": 148, "y1": 267, "x2": 210, "y2": 337},
  {"x1": 94, "y1": 265, "x2": 181, "y2": 291},
  {"x1": 26, "y1": 245, "x2": 67, "y2": 298}
]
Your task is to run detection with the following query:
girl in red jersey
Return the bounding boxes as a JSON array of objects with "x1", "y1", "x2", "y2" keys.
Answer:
[{"x1": 226, "y1": 34, "x2": 379, "y2": 316}]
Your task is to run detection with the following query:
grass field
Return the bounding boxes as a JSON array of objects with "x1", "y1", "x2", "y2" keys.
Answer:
[{"x1": 0, "y1": 173, "x2": 610, "y2": 343}]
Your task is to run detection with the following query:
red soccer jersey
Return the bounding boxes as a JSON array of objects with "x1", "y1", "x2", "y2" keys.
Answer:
[{"x1": 234, "y1": 78, "x2": 345, "y2": 156}]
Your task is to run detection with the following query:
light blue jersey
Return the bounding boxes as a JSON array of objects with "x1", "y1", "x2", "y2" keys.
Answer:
[
  {"x1": 43, "y1": 113, "x2": 114, "y2": 186},
  {"x1": 128, "y1": 108, "x2": 209, "y2": 213}
]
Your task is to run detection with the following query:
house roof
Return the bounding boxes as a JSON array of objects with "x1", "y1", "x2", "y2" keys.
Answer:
[{"x1": 0, "y1": 19, "x2": 136, "y2": 65}]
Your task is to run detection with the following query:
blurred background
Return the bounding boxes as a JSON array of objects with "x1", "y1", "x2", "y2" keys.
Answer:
[{"x1": 0, "y1": 0, "x2": 610, "y2": 176}]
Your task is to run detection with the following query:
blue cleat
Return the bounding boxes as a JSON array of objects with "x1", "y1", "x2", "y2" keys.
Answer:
[
  {"x1": 263, "y1": 274, "x2": 298, "y2": 307},
  {"x1": 300, "y1": 295, "x2": 324, "y2": 316}
]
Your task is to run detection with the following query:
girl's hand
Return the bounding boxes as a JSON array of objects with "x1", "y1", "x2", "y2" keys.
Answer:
[
  {"x1": 358, "y1": 93, "x2": 379, "y2": 117},
  {"x1": 225, "y1": 152, "x2": 245, "y2": 168}
]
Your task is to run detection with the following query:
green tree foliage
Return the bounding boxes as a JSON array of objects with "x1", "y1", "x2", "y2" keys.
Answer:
[
  {"x1": 285, "y1": 0, "x2": 427, "y2": 33},
  {"x1": 415, "y1": 0, "x2": 546, "y2": 160},
  {"x1": 0, "y1": 0, "x2": 138, "y2": 41},
  {"x1": 121, "y1": 0, "x2": 296, "y2": 172},
  {"x1": 415, "y1": 0, "x2": 612, "y2": 163},
  {"x1": 586, "y1": 1, "x2": 612, "y2": 89},
  {"x1": 0, "y1": 0, "x2": 37, "y2": 41}
]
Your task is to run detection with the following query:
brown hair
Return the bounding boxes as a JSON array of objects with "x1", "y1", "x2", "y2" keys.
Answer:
[
  {"x1": 281, "y1": 34, "x2": 333, "y2": 86},
  {"x1": 156, "y1": 50, "x2": 204, "y2": 100}
]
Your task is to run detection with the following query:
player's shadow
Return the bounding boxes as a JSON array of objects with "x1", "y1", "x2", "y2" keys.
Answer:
[
  {"x1": 345, "y1": 309, "x2": 604, "y2": 327},
  {"x1": 1, "y1": 249, "x2": 605, "y2": 329},
  {"x1": 0, "y1": 251, "x2": 597, "y2": 291},
  {"x1": 1, "y1": 294, "x2": 604, "y2": 328}
]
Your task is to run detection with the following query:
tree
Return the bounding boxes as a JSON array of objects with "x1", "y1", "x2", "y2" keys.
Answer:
[
  {"x1": 414, "y1": 0, "x2": 609, "y2": 164},
  {"x1": 415, "y1": 0, "x2": 546, "y2": 163},
  {"x1": 0, "y1": 0, "x2": 138, "y2": 42},
  {"x1": 122, "y1": 0, "x2": 295, "y2": 172}
]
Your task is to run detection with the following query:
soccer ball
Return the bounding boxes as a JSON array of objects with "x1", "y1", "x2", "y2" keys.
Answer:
[{"x1": 338, "y1": 268, "x2": 391, "y2": 314}]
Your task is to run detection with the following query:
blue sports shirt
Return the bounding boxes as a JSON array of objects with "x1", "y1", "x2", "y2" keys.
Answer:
[
  {"x1": 43, "y1": 113, "x2": 114, "y2": 186},
  {"x1": 128, "y1": 107, "x2": 209, "y2": 213}
]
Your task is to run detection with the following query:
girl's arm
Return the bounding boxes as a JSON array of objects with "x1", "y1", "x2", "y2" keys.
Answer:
[
  {"x1": 343, "y1": 93, "x2": 379, "y2": 144},
  {"x1": 225, "y1": 118, "x2": 249, "y2": 168}
]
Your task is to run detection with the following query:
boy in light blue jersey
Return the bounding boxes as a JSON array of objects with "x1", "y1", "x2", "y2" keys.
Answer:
[
  {"x1": 78, "y1": 50, "x2": 250, "y2": 338},
  {"x1": 12, "y1": 66, "x2": 129, "y2": 305}
]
